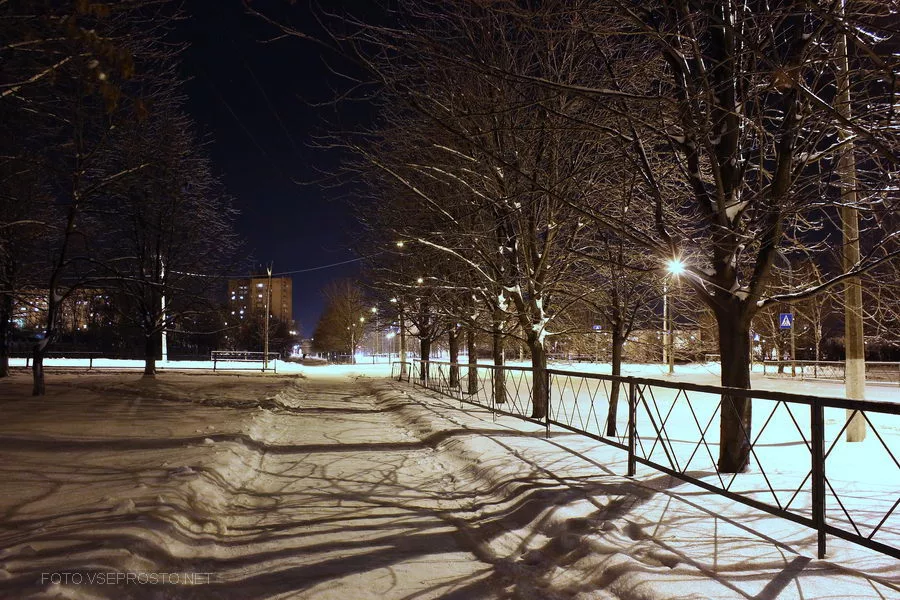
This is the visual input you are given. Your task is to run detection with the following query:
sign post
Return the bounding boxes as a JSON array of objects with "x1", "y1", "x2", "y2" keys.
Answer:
[
  {"x1": 779, "y1": 313, "x2": 796, "y2": 376},
  {"x1": 592, "y1": 325, "x2": 602, "y2": 362}
]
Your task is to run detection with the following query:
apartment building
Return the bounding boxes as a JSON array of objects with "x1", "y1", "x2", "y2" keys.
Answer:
[{"x1": 227, "y1": 276, "x2": 293, "y2": 324}]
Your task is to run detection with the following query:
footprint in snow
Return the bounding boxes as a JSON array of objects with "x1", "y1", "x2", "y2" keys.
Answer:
[{"x1": 168, "y1": 466, "x2": 200, "y2": 479}]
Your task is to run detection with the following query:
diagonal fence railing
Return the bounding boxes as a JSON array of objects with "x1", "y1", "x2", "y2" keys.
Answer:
[
  {"x1": 761, "y1": 360, "x2": 900, "y2": 386},
  {"x1": 391, "y1": 359, "x2": 900, "y2": 561}
]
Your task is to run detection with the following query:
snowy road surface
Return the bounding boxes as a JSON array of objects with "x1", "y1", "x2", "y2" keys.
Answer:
[{"x1": 0, "y1": 368, "x2": 897, "y2": 599}]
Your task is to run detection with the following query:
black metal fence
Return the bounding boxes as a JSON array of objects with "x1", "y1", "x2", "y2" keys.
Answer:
[
  {"x1": 392, "y1": 359, "x2": 900, "y2": 560},
  {"x1": 762, "y1": 360, "x2": 900, "y2": 386}
]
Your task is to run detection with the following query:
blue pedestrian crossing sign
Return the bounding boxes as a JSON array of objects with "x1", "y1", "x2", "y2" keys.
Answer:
[{"x1": 779, "y1": 313, "x2": 793, "y2": 329}]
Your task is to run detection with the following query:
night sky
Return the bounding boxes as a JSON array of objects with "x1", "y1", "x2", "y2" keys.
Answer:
[{"x1": 176, "y1": 1, "x2": 374, "y2": 335}]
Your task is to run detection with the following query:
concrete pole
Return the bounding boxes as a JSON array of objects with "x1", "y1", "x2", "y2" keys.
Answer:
[
  {"x1": 835, "y1": 1, "x2": 866, "y2": 441},
  {"x1": 663, "y1": 281, "x2": 669, "y2": 369},
  {"x1": 665, "y1": 280, "x2": 675, "y2": 374}
]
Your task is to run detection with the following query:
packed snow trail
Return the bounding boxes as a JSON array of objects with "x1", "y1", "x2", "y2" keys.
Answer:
[
  {"x1": 0, "y1": 372, "x2": 510, "y2": 599},
  {"x1": 0, "y1": 368, "x2": 897, "y2": 599}
]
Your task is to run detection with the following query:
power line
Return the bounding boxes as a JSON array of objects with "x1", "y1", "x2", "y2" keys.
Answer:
[{"x1": 173, "y1": 253, "x2": 378, "y2": 280}]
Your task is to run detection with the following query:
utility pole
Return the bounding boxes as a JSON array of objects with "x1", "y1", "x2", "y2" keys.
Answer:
[
  {"x1": 160, "y1": 259, "x2": 167, "y2": 362},
  {"x1": 835, "y1": 0, "x2": 866, "y2": 441},
  {"x1": 263, "y1": 262, "x2": 273, "y2": 372}
]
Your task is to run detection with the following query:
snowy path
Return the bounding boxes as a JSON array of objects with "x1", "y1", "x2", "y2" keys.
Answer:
[
  {"x1": 0, "y1": 369, "x2": 897, "y2": 599},
  {"x1": 0, "y1": 372, "x2": 504, "y2": 599}
]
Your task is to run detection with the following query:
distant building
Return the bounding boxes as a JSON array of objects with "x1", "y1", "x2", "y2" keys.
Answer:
[
  {"x1": 12, "y1": 288, "x2": 115, "y2": 332},
  {"x1": 227, "y1": 276, "x2": 293, "y2": 324}
]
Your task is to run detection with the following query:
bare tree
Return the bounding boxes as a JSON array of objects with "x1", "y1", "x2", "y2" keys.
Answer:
[
  {"x1": 102, "y1": 100, "x2": 240, "y2": 377},
  {"x1": 312, "y1": 279, "x2": 371, "y2": 361}
]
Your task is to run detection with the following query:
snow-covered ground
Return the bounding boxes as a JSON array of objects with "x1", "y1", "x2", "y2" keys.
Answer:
[{"x1": 0, "y1": 363, "x2": 897, "y2": 599}]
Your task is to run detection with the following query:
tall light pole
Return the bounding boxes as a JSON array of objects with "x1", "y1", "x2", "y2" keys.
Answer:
[
  {"x1": 263, "y1": 262, "x2": 273, "y2": 371},
  {"x1": 835, "y1": 0, "x2": 866, "y2": 442},
  {"x1": 371, "y1": 306, "x2": 379, "y2": 359},
  {"x1": 665, "y1": 259, "x2": 684, "y2": 374},
  {"x1": 395, "y1": 241, "x2": 408, "y2": 377}
]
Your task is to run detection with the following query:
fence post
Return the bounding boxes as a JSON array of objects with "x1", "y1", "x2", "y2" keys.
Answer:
[
  {"x1": 627, "y1": 379, "x2": 636, "y2": 477},
  {"x1": 213, "y1": 357, "x2": 217, "y2": 372},
  {"x1": 89, "y1": 356, "x2": 93, "y2": 371},
  {"x1": 811, "y1": 399, "x2": 826, "y2": 559},
  {"x1": 490, "y1": 367, "x2": 496, "y2": 422},
  {"x1": 545, "y1": 371, "x2": 551, "y2": 439}
]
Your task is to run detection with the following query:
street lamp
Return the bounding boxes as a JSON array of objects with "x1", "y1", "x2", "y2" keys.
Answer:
[
  {"x1": 371, "y1": 306, "x2": 379, "y2": 359},
  {"x1": 263, "y1": 262, "x2": 273, "y2": 372},
  {"x1": 664, "y1": 259, "x2": 684, "y2": 374}
]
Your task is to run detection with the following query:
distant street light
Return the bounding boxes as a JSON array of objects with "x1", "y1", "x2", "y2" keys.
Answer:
[
  {"x1": 664, "y1": 259, "x2": 684, "y2": 374},
  {"x1": 371, "y1": 306, "x2": 379, "y2": 356},
  {"x1": 263, "y1": 262, "x2": 273, "y2": 372}
]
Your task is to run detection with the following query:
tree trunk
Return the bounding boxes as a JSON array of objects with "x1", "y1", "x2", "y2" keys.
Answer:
[
  {"x1": 492, "y1": 319, "x2": 505, "y2": 404},
  {"x1": 31, "y1": 347, "x2": 45, "y2": 396},
  {"x1": 143, "y1": 331, "x2": 159, "y2": 378},
  {"x1": 607, "y1": 328, "x2": 624, "y2": 437},
  {"x1": 717, "y1": 310, "x2": 753, "y2": 473},
  {"x1": 399, "y1": 308, "x2": 407, "y2": 378},
  {"x1": 448, "y1": 328, "x2": 459, "y2": 387},
  {"x1": 529, "y1": 336, "x2": 549, "y2": 419},
  {"x1": 467, "y1": 327, "x2": 478, "y2": 395},
  {"x1": 0, "y1": 293, "x2": 10, "y2": 378},
  {"x1": 420, "y1": 337, "x2": 431, "y2": 383}
]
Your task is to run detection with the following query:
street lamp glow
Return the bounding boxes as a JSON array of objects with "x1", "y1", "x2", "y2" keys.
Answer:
[
  {"x1": 396, "y1": 241, "x2": 404, "y2": 248},
  {"x1": 371, "y1": 306, "x2": 377, "y2": 313},
  {"x1": 416, "y1": 277, "x2": 424, "y2": 284},
  {"x1": 390, "y1": 297, "x2": 397, "y2": 303},
  {"x1": 359, "y1": 316, "x2": 365, "y2": 323},
  {"x1": 667, "y1": 259, "x2": 685, "y2": 276}
]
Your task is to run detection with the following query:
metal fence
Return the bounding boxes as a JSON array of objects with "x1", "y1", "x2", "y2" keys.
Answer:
[
  {"x1": 392, "y1": 359, "x2": 900, "y2": 560},
  {"x1": 762, "y1": 360, "x2": 900, "y2": 386},
  {"x1": 10, "y1": 351, "x2": 281, "y2": 372}
]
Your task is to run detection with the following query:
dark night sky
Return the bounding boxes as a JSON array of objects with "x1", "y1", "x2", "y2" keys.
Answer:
[{"x1": 175, "y1": 1, "x2": 374, "y2": 336}]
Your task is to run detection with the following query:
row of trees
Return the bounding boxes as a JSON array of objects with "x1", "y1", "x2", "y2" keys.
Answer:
[
  {"x1": 275, "y1": 0, "x2": 899, "y2": 472},
  {"x1": 1, "y1": 2, "x2": 240, "y2": 393}
]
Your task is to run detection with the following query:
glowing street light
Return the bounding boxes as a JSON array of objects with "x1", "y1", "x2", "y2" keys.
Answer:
[
  {"x1": 664, "y1": 258, "x2": 684, "y2": 374},
  {"x1": 667, "y1": 258, "x2": 685, "y2": 276},
  {"x1": 371, "y1": 307, "x2": 379, "y2": 356}
]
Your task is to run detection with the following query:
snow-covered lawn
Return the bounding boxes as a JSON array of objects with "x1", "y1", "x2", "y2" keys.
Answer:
[{"x1": 0, "y1": 364, "x2": 897, "y2": 599}]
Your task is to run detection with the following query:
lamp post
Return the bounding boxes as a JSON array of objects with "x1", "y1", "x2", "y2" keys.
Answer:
[
  {"x1": 394, "y1": 241, "x2": 408, "y2": 377},
  {"x1": 263, "y1": 262, "x2": 273, "y2": 371},
  {"x1": 665, "y1": 259, "x2": 684, "y2": 375},
  {"x1": 371, "y1": 306, "x2": 379, "y2": 360}
]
